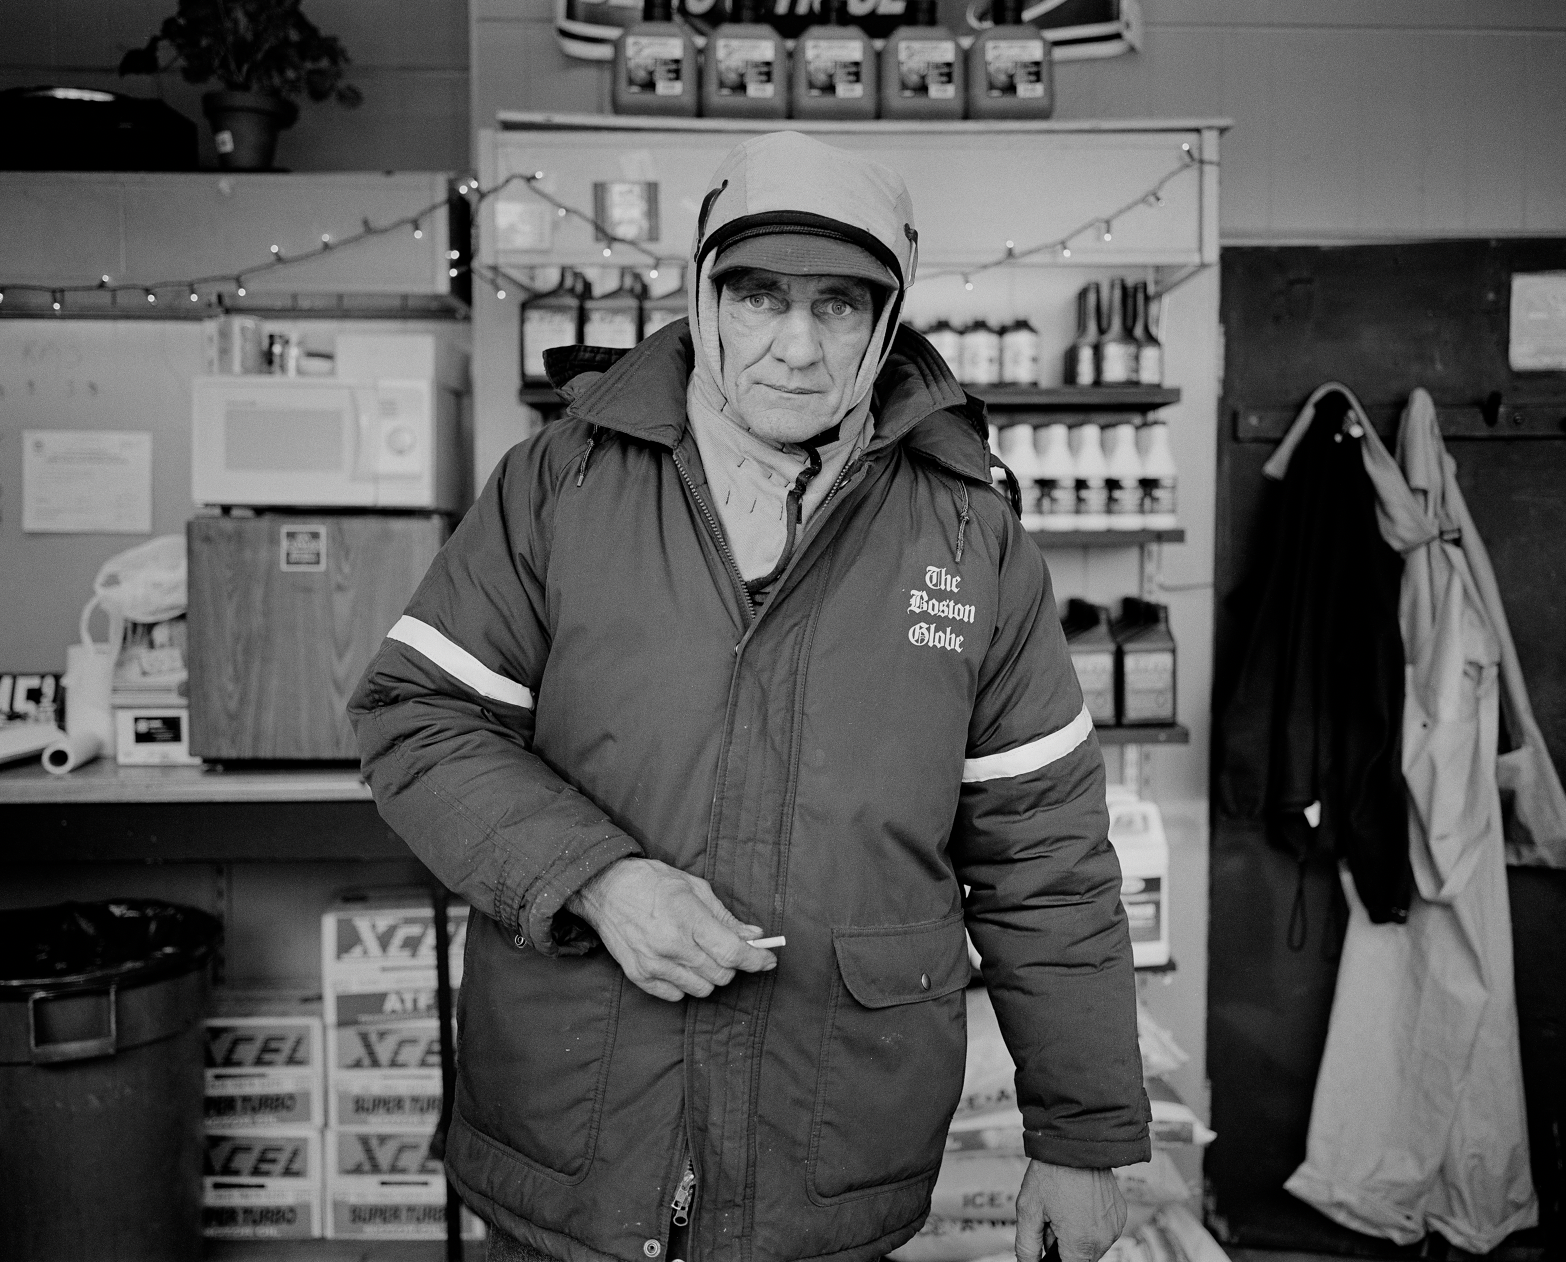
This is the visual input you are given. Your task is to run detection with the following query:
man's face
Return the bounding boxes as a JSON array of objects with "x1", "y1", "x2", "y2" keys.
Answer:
[{"x1": 716, "y1": 268, "x2": 878, "y2": 445}]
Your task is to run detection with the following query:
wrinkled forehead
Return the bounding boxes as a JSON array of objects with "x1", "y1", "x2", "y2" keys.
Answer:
[{"x1": 718, "y1": 268, "x2": 877, "y2": 302}]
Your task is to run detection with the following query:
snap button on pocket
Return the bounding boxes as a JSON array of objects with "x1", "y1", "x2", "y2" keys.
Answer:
[
  {"x1": 920, "y1": 972, "x2": 931, "y2": 990},
  {"x1": 644, "y1": 1241, "x2": 661, "y2": 1257}
]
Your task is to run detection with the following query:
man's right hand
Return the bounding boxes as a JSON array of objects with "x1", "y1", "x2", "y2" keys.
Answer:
[{"x1": 566, "y1": 858, "x2": 778, "y2": 1002}]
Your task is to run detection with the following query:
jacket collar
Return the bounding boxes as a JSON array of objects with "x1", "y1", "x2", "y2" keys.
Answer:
[{"x1": 551, "y1": 320, "x2": 992, "y2": 485}]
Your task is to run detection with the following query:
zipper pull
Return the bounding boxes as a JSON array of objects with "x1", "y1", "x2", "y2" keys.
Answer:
[{"x1": 671, "y1": 1163, "x2": 697, "y2": 1227}]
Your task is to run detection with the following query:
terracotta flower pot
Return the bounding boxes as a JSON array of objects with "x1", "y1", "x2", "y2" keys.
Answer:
[{"x1": 200, "y1": 90, "x2": 299, "y2": 171}]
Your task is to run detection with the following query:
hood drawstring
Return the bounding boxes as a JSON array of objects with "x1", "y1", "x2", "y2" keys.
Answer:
[
  {"x1": 954, "y1": 481, "x2": 970, "y2": 564},
  {"x1": 576, "y1": 426, "x2": 599, "y2": 487}
]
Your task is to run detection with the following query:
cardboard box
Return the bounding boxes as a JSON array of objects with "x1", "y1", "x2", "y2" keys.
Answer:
[
  {"x1": 205, "y1": 1015, "x2": 324, "y2": 1129},
  {"x1": 321, "y1": 893, "x2": 468, "y2": 989},
  {"x1": 324, "y1": 1128, "x2": 483, "y2": 1240},
  {"x1": 328, "y1": 1070, "x2": 445, "y2": 1131},
  {"x1": 203, "y1": 1128, "x2": 323, "y2": 1240},
  {"x1": 324, "y1": 975, "x2": 443, "y2": 1030}
]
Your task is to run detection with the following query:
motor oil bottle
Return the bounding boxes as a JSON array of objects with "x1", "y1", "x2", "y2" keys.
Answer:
[
  {"x1": 1097, "y1": 276, "x2": 1139, "y2": 385},
  {"x1": 1034, "y1": 422, "x2": 1076, "y2": 531},
  {"x1": 1138, "y1": 421, "x2": 1178, "y2": 529},
  {"x1": 1061, "y1": 598, "x2": 1117, "y2": 727},
  {"x1": 1132, "y1": 281, "x2": 1164, "y2": 386},
  {"x1": 1105, "y1": 422, "x2": 1145, "y2": 530},
  {"x1": 641, "y1": 267, "x2": 688, "y2": 339},
  {"x1": 959, "y1": 319, "x2": 1000, "y2": 386},
  {"x1": 583, "y1": 269, "x2": 645, "y2": 349},
  {"x1": 1065, "y1": 282, "x2": 1100, "y2": 386},
  {"x1": 793, "y1": 0, "x2": 878, "y2": 121},
  {"x1": 925, "y1": 319, "x2": 962, "y2": 380},
  {"x1": 880, "y1": 0, "x2": 965, "y2": 121},
  {"x1": 966, "y1": 0, "x2": 1053, "y2": 120},
  {"x1": 520, "y1": 268, "x2": 585, "y2": 386},
  {"x1": 999, "y1": 317, "x2": 1040, "y2": 385},
  {"x1": 1112, "y1": 597, "x2": 1177, "y2": 726},
  {"x1": 1072, "y1": 421, "x2": 1109, "y2": 530},
  {"x1": 999, "y1": 422, "x2": 1041, "y2": 526},
  {"x1": 702, "y1": 0, "x2": 790, "y2": 120},
  {"x1": 612, "y1": 0, "x2": 699, "y2": 118}
]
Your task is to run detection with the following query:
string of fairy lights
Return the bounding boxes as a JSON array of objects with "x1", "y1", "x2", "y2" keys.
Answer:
[{"x1": 0, "y1": 146, "x2": 1212, "y2": 312}]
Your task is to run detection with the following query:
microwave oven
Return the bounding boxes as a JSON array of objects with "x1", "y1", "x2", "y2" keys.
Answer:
[{"x1": 191, "y1": 375, "x2": 462, "y2": 510}]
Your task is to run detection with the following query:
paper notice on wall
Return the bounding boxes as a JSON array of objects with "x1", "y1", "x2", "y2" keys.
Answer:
[
  {"x1": 22, "y1": 430, "x2": 152, "y2": 533},
  {"x1": 1509, "y1": 273, "x2": 1566, "y2": 371}
]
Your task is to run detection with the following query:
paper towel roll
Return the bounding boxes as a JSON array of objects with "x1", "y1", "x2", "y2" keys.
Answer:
[{"x1": 43, "y1": 730, "x2": 103, "y2": 775}]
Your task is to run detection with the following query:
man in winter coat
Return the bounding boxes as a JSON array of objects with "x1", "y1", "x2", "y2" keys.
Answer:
[{"x1": 350, "y1": 131, "x2": 1148, "y2": 1262}]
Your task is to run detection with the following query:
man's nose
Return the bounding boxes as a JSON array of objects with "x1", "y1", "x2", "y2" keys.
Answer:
[{"x1": 770, "y1": 308, "x2": 823, "y2": 370}]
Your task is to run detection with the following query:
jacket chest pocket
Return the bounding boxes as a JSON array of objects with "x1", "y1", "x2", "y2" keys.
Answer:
[{"x1": 807, "y1": 913, "x2": 971, "y2": 1203}]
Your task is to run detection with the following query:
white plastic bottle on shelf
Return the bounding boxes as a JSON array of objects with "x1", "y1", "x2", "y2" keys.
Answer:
[
  {"x1": 960, "y1": 320, "x2": 1001, "y2": 386},
  {"x1": 926, "y1": 319, "x2": 962, "y2": 380},
  {"x1": 999, "y1": 423, "x2": 1043, "y2": 526},
  {"x1": 1105, "y1": 422, "x2": 1145, "y2": 530},
  {"x1": 1034, "y1": 422, "x2": 1076, "y2": 531},
  {"x1": 999, "y1": 318, "x2": 1039, "y2": 385},
  {"x1": 1139, "y1": 422, "x2": 1178, "y2": 529},
  {"x1": 1072, "y1": 422, "x2": 1110, "y2": 531}
]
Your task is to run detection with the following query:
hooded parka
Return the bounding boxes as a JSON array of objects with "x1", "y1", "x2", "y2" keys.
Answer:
[{"x1": 350, "y1": 133, "x2": 1148, "y2": 1262}]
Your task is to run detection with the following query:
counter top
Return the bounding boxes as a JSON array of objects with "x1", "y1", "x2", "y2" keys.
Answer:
[{"x1": 0, "y1": 758, "x2": 372, "y2": 805}]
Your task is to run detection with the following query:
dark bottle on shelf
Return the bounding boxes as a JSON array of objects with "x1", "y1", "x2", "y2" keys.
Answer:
[
  {"x1": 641, "y1": 267, "x2": 687, "y2": 339},
  {"x1": 1112, "y1": 597, "x2": 1177, "y2": 726},
  {"x1": 1062, "y1": 598, "x2": 1117, "y2": 727},
  {"x1": 966, "y1": 0, "x2": 1053, "y2": 121},
  {"x1": 880, "y1": 0, "x2": 965, "y2": 121},
  {"x1": 612, "y1": 0, "x2": 699, "y2": 118},
  {"x1": 1065, "y1": 282, "x2": 1101, "y2": 386},
  {"x1": 583, "y1": 269, "x2": 645, "y2": 349},
  {"x1": 1097, "y1": 276, "x2": 1138, "y2": 385},
  {"x1": 1132, "y1": 280, "x2": 1164, "y2": 386},
  {"x1": 792, "y1": 0, "x2": 878, "y2": 121},
  {"x1": 521, "y1": 268, "x2": 586, "y2": 386},
  {"x1": 702, "y1": 0, "x2": 790, "y2": 120}
]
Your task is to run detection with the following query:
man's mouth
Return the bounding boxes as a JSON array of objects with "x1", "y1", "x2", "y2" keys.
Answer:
[{"x1": 760, "y1": 384, "x2": 820, "y2": 396}]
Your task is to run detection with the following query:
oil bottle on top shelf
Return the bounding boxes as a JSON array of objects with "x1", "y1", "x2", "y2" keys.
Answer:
[
  {"x1": 925, "y1": 319, "x2": 962, "y2": 380},
  {"x1": 966, "y1": 0, "x2": 1053, "y2": 120},
  {"x1": 1105, "y1": 422, "x2": 1145, "y2": 529},
  {"x1": 641, "y1": 267, "x2": 687, "y2": 339},
  {"x1": 1035, "y1": 422, "x2": 1076, "y2": 530},
  {"x1": 1138, "y1": 421, "x2": 1178, "y2": 529},
  {"x1": 959, "y1": 320, "x2": 1001, "y2": 385},
  {"x1": 880, "y1": 0, "x2": 965, "y2": 121},
  {"x1": 612, "y1": 0, "x2": 699, "y2": 117},
  {"x1": 1132, "y1": 281, "x2": 1164, "y2": 386},
  {"x1": 583, "y1": 270, "x2": 645, "y2": 349},
  {"x1": 1072, "y1": 421, "x2": 1109, "y2": 530},
  {"x1": 1097, "y1": 276, "x2": 1138, "y2": 385},
  {"x1": 702, "y1": 0, "x2": 790, "y2": 120},
  {"x1": 1000, "y1": 318, "x2": 1040, "y2": 385},
  {"x1": 521, "y1": 268, "x2": 586, "y2": 385},
  {"x1": 792, "y1": 0, "x2": 878, "y2": 121},
  {"x1": 1065, "y1": 283, "x2": 1100, "y2": 386}
]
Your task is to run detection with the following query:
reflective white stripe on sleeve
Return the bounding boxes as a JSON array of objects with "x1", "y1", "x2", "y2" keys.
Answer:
[
  {"x1": 386, "y1": 616, "x2": 533, "y2": 710},
  {"x1": 962, "y1": 704, "x2": 1093, "y2": 783}
]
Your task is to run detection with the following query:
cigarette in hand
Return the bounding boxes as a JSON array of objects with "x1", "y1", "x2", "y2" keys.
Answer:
[{"x1": 747, "y1": 936, "x2": 786, "y2": 949}]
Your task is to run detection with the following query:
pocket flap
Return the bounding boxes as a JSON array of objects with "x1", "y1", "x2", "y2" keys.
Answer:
[{"x1": 832, "y1": 914, "x2": 971, "y2": 1009}]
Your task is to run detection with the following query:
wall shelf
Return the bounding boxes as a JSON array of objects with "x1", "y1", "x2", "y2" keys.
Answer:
[
  {"x1": 1031, "y1": 528, "x2": 1185, "y2": 547},
  {"x1": 1096, "y1": 724, "x2": 1189, "y2": 746},
  {"x1": 972, "y1": 385, "x2": 1181, "y2": 411}
]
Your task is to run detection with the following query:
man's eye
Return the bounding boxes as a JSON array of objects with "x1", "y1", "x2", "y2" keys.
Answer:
[
  {"x1": 742, "y1": 293, "x2": 775, "y2": 311},
  {"x1": 822, "y1": 299, "x2": 855, "y2": 318}
]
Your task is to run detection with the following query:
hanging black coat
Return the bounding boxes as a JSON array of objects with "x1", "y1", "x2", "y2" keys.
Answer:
[{"x1": 1217, "y1": 389, "x2": 1411, "y2": 937}]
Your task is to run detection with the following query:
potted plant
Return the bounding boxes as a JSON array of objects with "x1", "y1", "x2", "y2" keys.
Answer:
[{"x1": 120, "y1": 0, "x2": 362, "y2": 171}]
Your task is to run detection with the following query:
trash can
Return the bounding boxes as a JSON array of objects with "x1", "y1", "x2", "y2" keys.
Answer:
[{"x1": 0, "y1": 899, "x2": 222, "y2": 1262}]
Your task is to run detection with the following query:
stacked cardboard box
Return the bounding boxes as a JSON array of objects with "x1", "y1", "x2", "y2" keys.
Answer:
[
  {"x1": 201, "y1": 993, "x2": 326, "y2": 1240},
  {"x1": 320, "y1": 891, "x2": 480, "y2": 1241}
]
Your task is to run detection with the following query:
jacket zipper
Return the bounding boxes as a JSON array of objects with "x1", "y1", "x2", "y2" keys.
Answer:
[
  {"x1": 670, "y1": 1161, "x2": 696, "y2": 1227},
  {"x1": 671, "y1": 448, "x2": 756, "y2": 623}
]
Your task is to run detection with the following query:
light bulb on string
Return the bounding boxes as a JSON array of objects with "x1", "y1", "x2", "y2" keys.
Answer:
[
  {"x1": 189, "y1": 287, "x2": 200, "y2": 303},
  {"x1": 1181, "y1": 142, "x2": 1194, "y2": 161},
  {"x1": 1101, "y1": 221, "x2": 1113, "y2": 243},
  {"x1": 1060, "y1": 245, "x2": 1072, "y2": 259},
  {"x1": 496, "y1": 288, "x2": 507, "y2": 300},
  {"x1": 649, "y1": 269, "x2": 659, "y2": 280},
  {"x1": 448, "y1": 267, "x2": 459, "y2": 278},
  {"x1": 270, "y1": 244, "x2": 281, "y2": 256},
  {"x1": 963, "y1": 275, "x2": 974, "y2": 292},
  {"x1": 602, "y1": 247, "x2": 613, "y2": 258},
  {"x1": 236, "y1": 281, "x2": 247, "y2": 296},
  {"x1": 0, "y1": 290, "x2": 6, "y2": 304},
  {"x1": 413, "y1": 224, "x2": 424, "y2": 239},
  {"x1": 321, "y1": 234, "x2": 332, "y2": 246},
  {"x1": 448, "y1": 250, "x2": 460, "y2": 261},
  {"x1": 557, "y1": 208, "x2": 567, "y2": 218},
  {"x1": 99, "y1": 274, "x2": 112, "y2": 287},
  {"x1": 146, "y1": 290, "x2": 157, "y2": 304},
  {"x1": 52, "y1": 290, "x2": 62, "y2": 312},
  {"x1": 533, "y1": 171, "x2": 545, "y2": 181},
  {"x1": 1146, "y1": 191, "x2": 1165, "y2": 208}
]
